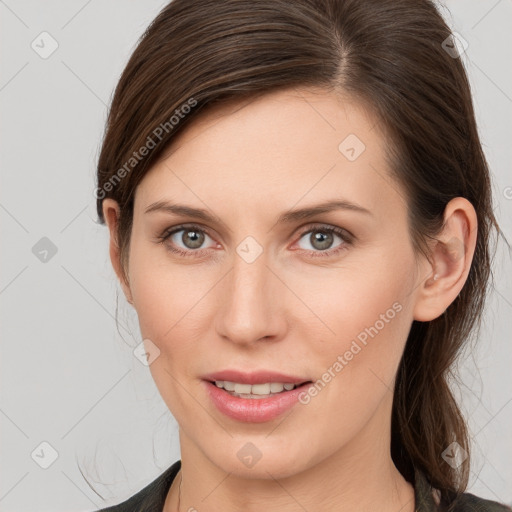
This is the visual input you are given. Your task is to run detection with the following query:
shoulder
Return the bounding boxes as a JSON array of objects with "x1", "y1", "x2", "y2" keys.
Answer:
[
  {"x1": 414, "y1": 466, "x2": 511, "y2": 512},
  {"x1": 447, "y1": 491, "x2": 512, "y2": 512},
  {"x1": 95, "y1": 460, "x2": 181, "y2": 512}
]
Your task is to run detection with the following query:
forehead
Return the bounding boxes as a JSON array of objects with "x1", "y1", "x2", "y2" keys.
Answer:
[
  {"x1": 135, "y1": 87, "x2": 403, "y2": 221},
  {"x1": 163, "y1": 87, "x2": 381, "y2": 160}
]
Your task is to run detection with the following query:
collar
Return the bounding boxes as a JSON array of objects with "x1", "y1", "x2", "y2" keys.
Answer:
[{"x1": 414, "y1": 465, "x2": 441, "y2": 512}]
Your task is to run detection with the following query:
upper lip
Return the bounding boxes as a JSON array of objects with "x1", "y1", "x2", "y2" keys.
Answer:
[{"x1": 202, "y1": 370, "x2": 311, "y2": 385}]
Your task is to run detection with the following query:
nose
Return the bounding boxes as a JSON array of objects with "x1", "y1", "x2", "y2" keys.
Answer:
[{"x1": 214, "y1": 248, "x2": 287, "y2": 346}]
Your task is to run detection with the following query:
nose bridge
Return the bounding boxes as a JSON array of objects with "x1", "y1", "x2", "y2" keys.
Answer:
[{"x1": 215, "y1": 242, "x2": 282, "y2": 344}]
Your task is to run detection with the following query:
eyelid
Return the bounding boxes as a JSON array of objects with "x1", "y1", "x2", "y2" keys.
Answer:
[
  {"x1": 161, "y1": 223, "x2": 215, "y2": 239},
  {"x1": 295, "y1": 222, "x2": 354, "y2": 243}
]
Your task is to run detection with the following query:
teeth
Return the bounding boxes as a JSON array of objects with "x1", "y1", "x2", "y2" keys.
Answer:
[
  {"x1": 270, "y1": 383, "x2": 284, "y2": 393},
  {"x1": 234, "y1": 383, "x2": 252, "y2": 394},
  {"x1": 214, "y1": 380, "x2": 302, "y2": 397},
  {"x1": 223, "y1": 381, "x2": 236, "y2": 391}
]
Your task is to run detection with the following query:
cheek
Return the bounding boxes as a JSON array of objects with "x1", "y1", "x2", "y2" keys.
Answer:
[
  {"x1": 128, "y1": 236, "x2": 206, "y2": 339},
  {"x1": 290, "y1": 249, "x2": 416, "y2": 414},
  {"x1": 128, "y1": 254, "x2": 210, "y2": 421},
  {"x1": 127, "y1": 242, "x2": 219, "y2": 415},
  {"x1": 292, "y1": 245, "x2": 415, "y2": 354}
]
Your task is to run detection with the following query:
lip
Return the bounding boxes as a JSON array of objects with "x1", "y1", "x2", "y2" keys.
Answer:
[
  {"x1": 202, "y1": 370, "x2": 313, "y2": 423},
  {"x1": 202, "y1": 369, "x2": 310, "y2": 385}
]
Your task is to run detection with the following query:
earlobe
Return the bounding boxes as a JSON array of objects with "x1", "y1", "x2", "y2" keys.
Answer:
[
  {"x1": 413, "y1": 197, "x2": 478, "y2": 322},
  {"x1": 102, "y1": 199, "x2": 134, "y2": 306}
]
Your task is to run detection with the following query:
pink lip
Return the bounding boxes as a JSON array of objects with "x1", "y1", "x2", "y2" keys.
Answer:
[
  {"x1": 201, "y1": 370, "x2": 313, "y2": 423},
  {"x1": 202, "y1": 369, "x2": 309, "y2": 385}
]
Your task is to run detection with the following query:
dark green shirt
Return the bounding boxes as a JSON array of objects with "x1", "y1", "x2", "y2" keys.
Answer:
[{"x1": 96, "y1": 460, "x2": 511, "y2": 512}]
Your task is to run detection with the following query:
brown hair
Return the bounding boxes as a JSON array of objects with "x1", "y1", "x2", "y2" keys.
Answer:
[{"x1": 95, "y1": 0, "x2": 502, "y2": 506}]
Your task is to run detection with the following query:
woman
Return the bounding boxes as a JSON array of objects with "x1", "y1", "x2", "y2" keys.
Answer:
[{"x1": 94, "y1": 0, "x2": 510, "y2": 510}]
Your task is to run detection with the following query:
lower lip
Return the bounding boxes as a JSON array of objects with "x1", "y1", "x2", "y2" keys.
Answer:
[{"x1": 204, "y1": 381, "x2": 312, "y2": 423}]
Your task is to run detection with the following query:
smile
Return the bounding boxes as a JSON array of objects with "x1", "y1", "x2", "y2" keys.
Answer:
[
  {"x1": 213, "y1": 380, "x2": 306, "y2": 398},
  {"x1": 203, "y1": 378, "x2": 313, "y2": 422}
]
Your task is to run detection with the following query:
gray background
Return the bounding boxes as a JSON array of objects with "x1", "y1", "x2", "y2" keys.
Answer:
[{"x1": 0, "y1": 1, "x2": 511, "y2": 510}]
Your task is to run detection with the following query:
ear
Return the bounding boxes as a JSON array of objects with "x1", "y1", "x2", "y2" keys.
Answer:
[
  {"x1": 413, "y1": 197, "x2": 478, "y2": 322},
  {"x1": 102, "y1": 199, "x2": 134, "y2": 306}
]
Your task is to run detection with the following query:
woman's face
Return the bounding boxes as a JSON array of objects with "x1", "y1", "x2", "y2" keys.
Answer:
[{"x1": 117, "y1": 88, "x2": 430, "y2": 478}]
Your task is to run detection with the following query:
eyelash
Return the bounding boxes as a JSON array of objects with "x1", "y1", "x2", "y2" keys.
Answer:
[{"x1": 156, "y1": 223, "x2": 353, "y2": 259}]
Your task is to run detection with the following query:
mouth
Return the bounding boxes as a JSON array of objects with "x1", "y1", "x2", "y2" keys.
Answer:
[
  {"x1": 208, "y1": 379, "x2": 312, "y2": 399},
  {"x1": 201, "y1": 372, "x2": 314, "y2": 423}
]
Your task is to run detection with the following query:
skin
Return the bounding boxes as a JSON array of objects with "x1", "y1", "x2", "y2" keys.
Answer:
[{"x1": 103, "y1": 87, "x2": 477, "y2": 512}]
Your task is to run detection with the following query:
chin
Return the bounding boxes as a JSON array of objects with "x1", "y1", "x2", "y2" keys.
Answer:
[{"x1": 203, "y1": 436, "x2": 316, "y2": 480}]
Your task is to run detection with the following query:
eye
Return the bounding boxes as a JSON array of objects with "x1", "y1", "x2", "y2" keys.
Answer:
[
  {"x1": 294, "y1": 224, "x2": 352, "y2": 257},
  {"x1": 156, "y1": 223, "x2": 353, "y2": 259},
  {"x1": 156, "y1": 224, "x2": 217, "y2": 258}
]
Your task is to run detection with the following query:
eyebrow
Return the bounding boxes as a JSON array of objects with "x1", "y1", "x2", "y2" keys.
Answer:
[{"x1": 144, "y1": 199, "x2": 372, "y2": 227}]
